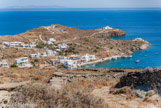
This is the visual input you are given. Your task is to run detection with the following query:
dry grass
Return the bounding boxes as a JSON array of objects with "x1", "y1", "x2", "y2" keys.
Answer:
[
  {"x1": 0, "y1": 68, "x2": 55, "y2": 84},
  {"x1": 8, "y1": 83, "x2": 108, "y2": 108}
]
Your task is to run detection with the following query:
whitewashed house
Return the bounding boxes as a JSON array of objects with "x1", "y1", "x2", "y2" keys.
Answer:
[
  {"x1": 14, "y1": 57, "x2": 32, "y2": 68},
  {"x1": 53, "y1": 51, "x2": 59, "y2": 56},
  {"x1": 0, "y1": 59, "x2": 9, "y2": 68},
  {"x1": 46, "y1": 50, "x2": 58, "y2": 56},
  {"x1": 2, "y1": 42, "x2": 10, "y2": 47},
  {"x1": 3, "y1": 41, "x2": 24, "y2": 48},
  {"x1": 81, "y1": 54, "x2": 96, "y2": 62},
  {"x1": 69, "y1": 55, "x2": 80, "y2": 60},
  {"x1": 30, "y1": 53, "x2": 41, "y2": 59},
  {"x1": 46, "y1": 38, "x2": 56, "y2": 45},
  {"x1": 10, "y1": 42, "x2": 24, "y2": 48},
  {"x1": 41, "y1": 52, "x2": 47, "y2": 57},
  {"x1": 58, "y1": 56, "x2": 68, "y2": 64},
  {"x1": 46, "y1": 50, "x2": 54, "y2": 56},
  {"x1": 22, "y1": 43, "x2": 36, "y2": 49},
  {"x1": 55, "y1": 49, "x2": 61, "y2": 52},
  {"x1": 64, "y1": 60, "x2": 78, "y2": 70},
  {"x1": 50, "y1": 25, "x2": 56, "y2": 28},
  {"x1": 103, "y1": 26, "x2": 112, "y2": 30},
  {"x1": 58, "y1": 43, "x2": 68, "y2": 51},
  {"x1": 22, "y1": 44, "x2": 31, "y2": 49},
  {"x1": 55, "y1": 29, "x2": 64, "y2": 32},
  {"x1": 30, "y1": 42, "x2": 37, "y2": 48}
]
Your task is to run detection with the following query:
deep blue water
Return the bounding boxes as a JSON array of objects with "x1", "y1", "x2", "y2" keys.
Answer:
[{"x1": 0, "y1": 9, "x2": 161, "y2": 69}]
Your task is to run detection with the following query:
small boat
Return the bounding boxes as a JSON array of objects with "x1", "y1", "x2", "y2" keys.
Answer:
[
  {"x1": 129, "y1": 55, "x2": 132, "y2": 58},
  {"x1": 135, "y1": 60, "x2": 140, "y2": 63}
]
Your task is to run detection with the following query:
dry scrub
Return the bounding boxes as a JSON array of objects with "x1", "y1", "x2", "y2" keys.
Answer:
[{"x1": 8, "y1": 83, "x2": 108, "y2": 108}]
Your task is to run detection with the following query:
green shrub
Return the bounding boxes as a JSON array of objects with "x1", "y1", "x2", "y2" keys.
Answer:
[
  {"x1": 10, "y1": 64, "x2": 18, "y2": 68},
  {"x1": 106, "y1": 54, "x2": 109, "y2": 57},
  {"x1": 93, "y1": 49, "x2": 98, "y2": 53},
  {"x1": 96, "y1": 46, "x2": 100, "y2": 49},
  {"x1": 58, "y1": 51, "x2": 63, "y2": 56},
  {"x1": 31, "y1": 61, "x2": 35, "y2": 66},
  {"x1": 57, "y1": 64, "x2": 65, "y2": 69},
  {"x1": 90, "y1": 59, "x2": 96, "y2": 62},
  {"x1": 36, "y1": 43, "x2": 46, "y2": 49},
  {"x1": 84, "y1": 39, "x2": 90, "y2": 42}
]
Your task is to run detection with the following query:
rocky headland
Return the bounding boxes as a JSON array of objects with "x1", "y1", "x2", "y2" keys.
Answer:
[{"x1": 0, "y1": 24, "x2": 149, "y2": 66}]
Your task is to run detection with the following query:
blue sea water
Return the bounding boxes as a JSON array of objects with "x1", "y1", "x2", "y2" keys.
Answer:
[{"x1": 0, "y1": 9, "x2": 161, "y2": 69}]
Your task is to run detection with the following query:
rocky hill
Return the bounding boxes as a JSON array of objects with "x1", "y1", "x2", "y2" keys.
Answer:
[{"x1": 0, "y1": 24, "x2": 149, "y2": 58}]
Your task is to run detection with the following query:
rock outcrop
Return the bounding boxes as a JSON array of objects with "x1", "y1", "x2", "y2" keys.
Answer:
[
  {"x1": 93, "y1": 29, "x2": 125, "y2": 38},
  {"x1": 115, "y1": 68, "x2": 161, "y2": 89}
]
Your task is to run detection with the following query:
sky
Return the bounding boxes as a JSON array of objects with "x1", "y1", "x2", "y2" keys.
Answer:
[{"x1": 0, "y1": 0, "x2": 161, "y2": 9}]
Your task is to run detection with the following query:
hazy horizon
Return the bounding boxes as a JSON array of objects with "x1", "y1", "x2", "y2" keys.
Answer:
[{"x1": 0, "y1": 0, "x2": 161, "y2": 9}]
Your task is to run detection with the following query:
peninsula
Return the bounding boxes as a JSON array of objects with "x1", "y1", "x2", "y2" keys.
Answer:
[{"x1": 0, "y1": 24, "x2": 149, "y2": 69}]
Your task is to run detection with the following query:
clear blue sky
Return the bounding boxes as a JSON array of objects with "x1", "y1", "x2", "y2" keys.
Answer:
[{"x1": 0, "y1": 0, "x2": 161, "y2": 8}]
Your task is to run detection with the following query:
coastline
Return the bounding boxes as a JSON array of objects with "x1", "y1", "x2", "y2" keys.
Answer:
[
  {"x1": 78, "y1": 55, "x2": 127, "y2": 67},
  {"x1": 79, "y1": 43, "x2": 150, "y2": 68}
]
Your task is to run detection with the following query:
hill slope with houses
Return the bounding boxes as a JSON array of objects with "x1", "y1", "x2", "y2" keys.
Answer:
[{"x1": 0, "y1": 24, "x2": 149, "y2": 69}]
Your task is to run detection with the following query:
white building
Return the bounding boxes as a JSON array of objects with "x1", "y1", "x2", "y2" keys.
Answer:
[
  {"x1": 64, "y1": 60, "x2": 78, "y2": 70},
  {"x1": 14, "y1": 57, "x2": 32, "y2": 68},
  {"x1": 50, "y1": 25, "x2": 56, "y2": 28},
  {"x1": 55, "y1": 29, "x2": 64, "y2": 32},
  {"x1": 58, "y1": 56, "x2": 68, "y2": 64},
  {"x1": 2, "y1": 42, "x2": 10, "y2": 47},
  {"x1": 2, "y1": 41, "x2": 36, "y2": 49},
  {"x1": 41, "y1": 52, "x2": 47, "y2": 57},
  {"x1": 46, "y1": 38, "x2": 56, "y2": 45},
  {"x1": 103, "y1": 26, "x2": 112, "y2": 30},
  {"x1": 30, "y1": 53, "x2": 41, "y2": 59},
  {"x1": 22, "y1": 43, "x2": 36, "y2": 49},
  {"x1": 2, "y1": 41, "x2": 24, "y2": 48},
  {"x1": 69, "y1": 55, "x2": 80, "y2": 60},
  {"x1": 0, "y1": 59, "x2": 9, "y2": 68},
  {"x1": 30, "y1": 42, "x2": 37, "y2": 48},
  {"x1": 46, "y1": 50, "x2": 54, "y2": 56},
  {"x1": 81, "y1": 54, "x2": 96, "y2": 62},
  {"x1": 46, "y1": 50, "x2": 58, "y2": 56},
  {"x1": 58, "y1": 43, "x2": 68, "y2": 51},
  {"x1": 22, "y1": 44, "x2": 31, "y2": 49}
]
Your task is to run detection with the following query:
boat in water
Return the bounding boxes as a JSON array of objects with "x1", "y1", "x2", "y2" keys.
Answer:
[{"x1": 135, "y1": 60, "x2": 140, "y2": 63}]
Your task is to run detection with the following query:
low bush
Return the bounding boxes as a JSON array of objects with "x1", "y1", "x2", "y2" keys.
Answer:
[
  {"x1": 36, "y1": 43, "x2": 46, "y2": 49},
  {"x1": 10, "y1": 64, "x2": 18, "y2": 68},
  {"x1": 9, "y1": 84, "x2": 108, "y2": 108}
]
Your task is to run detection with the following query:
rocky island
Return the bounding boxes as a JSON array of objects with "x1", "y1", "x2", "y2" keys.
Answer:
[{"x1": 0, "y1": 24, "x2": 156, "y2": 108}]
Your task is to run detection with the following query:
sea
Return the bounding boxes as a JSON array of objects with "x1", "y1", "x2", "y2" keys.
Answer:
[{"x1": 0, "y1": 8, "x2": 161, "y2": 69}]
